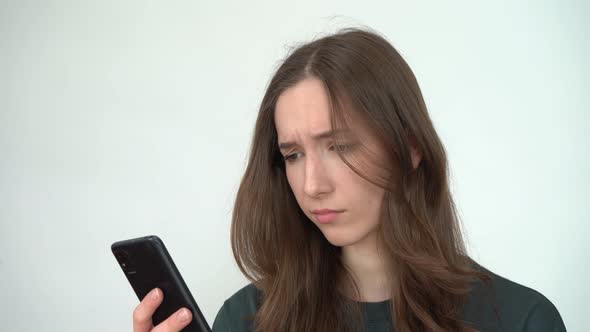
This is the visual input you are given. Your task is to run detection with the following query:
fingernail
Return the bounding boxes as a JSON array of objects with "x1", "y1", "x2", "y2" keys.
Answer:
[
  {"x1": 151, "y1": 288, "x2": 159, "y2": 300},
  {"x1": 177, "y1": 308, "x2": 189, "y2": 322}
]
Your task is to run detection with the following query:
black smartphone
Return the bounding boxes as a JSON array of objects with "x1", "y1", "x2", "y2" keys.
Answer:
[{"x1": 111, "y1": 235, "x2": 211, "y2": 332}]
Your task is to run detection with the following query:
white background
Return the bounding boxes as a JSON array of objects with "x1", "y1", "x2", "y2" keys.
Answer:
[{"x1": 1, "y1": 0, "x2": 587, "y2": 331}]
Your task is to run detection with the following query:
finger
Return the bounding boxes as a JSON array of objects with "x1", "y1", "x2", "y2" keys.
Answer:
[
  {"x1": 133, "y1": 288, "x2": 163, "y2": 332},
  {"x1": 151, "y1": 307, "x2": 193, "y2": 332}
]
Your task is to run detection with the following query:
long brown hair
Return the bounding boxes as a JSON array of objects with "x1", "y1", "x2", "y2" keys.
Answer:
[{"x1": 231, "y1": 27, "x2": 491, "y2": 332}]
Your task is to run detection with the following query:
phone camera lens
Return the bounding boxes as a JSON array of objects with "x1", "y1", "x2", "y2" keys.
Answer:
[{"x1": 115, "y1": 250, "x2": 134, "y2": 270}]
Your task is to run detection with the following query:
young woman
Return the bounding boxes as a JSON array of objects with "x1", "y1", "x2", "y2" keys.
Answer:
[{"x1": 131, "y1": 27, "x2": 566, "y2": 332}]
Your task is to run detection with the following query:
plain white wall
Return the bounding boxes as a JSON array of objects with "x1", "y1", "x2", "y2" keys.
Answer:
[{"x1": 1, "y1": 0, "x2": 587, "y2": 330}]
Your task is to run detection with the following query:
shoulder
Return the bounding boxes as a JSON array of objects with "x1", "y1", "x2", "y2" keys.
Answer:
[
  {"x1": 463, "y1": 263, "x2": 566, "y2": 331},
  {"x1": 212, "y1": 283, "x2": 261, "y2": 332}
]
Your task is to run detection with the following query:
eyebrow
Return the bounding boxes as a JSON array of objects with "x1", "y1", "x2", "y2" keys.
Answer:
[{"x1": 278, "y1": 129, "x2": 350, "y2": 151}]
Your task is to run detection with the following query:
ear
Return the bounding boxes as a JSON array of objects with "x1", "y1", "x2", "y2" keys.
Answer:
[{"x1": 407, "y1": 133, "x2": 422, "y2": 170}]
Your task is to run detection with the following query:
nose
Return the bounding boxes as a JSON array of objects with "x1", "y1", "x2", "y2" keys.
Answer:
[{"x1": 303, "y1": 153, "x2": 333, "y2": 198}]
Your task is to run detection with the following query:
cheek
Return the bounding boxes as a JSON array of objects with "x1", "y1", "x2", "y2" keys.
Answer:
[
  {"x1": 285, "y1": 168, "x2": 304, "y2": 203},
  {"x1": 343, "y1": 170, "x2": 385, "y2": 216},
  {"x1": 285, "y1": 168, "x2": 297, "y2": 192}
]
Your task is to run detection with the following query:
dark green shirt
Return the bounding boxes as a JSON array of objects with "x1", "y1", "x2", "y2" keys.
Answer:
[{"x1": 211, "y1": 265, "x2": 565, "y2": 331}]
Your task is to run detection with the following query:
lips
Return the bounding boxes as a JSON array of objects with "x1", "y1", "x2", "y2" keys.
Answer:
[
  {"x1": 311, "y1": 209, "x2": 344, "y2": 224},
  {"x1": 312, "y1": 209, "x2": 344, "y2": 214}
]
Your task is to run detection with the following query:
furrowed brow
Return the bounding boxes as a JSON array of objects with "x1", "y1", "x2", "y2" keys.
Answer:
[{"x1": 278, "y1": 129, "x2": 350, "y2": 151}]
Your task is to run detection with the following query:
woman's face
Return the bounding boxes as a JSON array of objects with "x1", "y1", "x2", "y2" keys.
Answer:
[{"x1": 274, "y1": 77, "x2": 386, "y2": 247}]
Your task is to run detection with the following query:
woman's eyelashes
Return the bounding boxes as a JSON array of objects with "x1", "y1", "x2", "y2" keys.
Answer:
[
  {"x1": 283, "y1": 152, "x2": 302, "y2": 162},
  {"x1": 329, "y1": 143, "x2": 350, "y2": 153},
  {"x1": 283, "y1": 143, "x2": 353, "y2": 163}
]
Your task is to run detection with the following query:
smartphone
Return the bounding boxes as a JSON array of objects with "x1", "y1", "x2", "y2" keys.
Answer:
[{"x1": 111, "y1": 235, "x2": 211, "y2": 332}]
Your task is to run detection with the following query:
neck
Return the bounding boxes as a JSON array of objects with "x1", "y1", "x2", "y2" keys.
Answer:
[{"x1": 340, "y1": 231, "x2": 392, "y2": 302}]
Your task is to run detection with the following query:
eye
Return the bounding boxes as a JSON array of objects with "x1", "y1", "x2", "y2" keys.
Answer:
[
  {"x1": 283, "y1": 152, "x2": 302, "y2": 163},
  {"x1": 329, "y1": 144, "x2": 349, "y2": 152}
]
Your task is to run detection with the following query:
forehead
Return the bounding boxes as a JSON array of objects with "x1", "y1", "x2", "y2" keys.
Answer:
[
  {"x1": 274, "y1": 77, "x2": 375, "y2": 145},
  {"x1": 274, "y1": 77, "x2": 331, "y2": 140}
]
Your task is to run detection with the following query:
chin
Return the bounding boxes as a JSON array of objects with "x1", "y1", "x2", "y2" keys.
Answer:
[{"x1": 319, "y1": 228, "x2": 367, "y2": 247}]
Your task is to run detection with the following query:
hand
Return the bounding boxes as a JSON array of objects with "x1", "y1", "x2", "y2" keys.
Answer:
[{"x1": 132, "y1": 288, "x2": 193, "y2": 332}]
